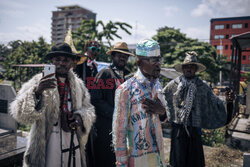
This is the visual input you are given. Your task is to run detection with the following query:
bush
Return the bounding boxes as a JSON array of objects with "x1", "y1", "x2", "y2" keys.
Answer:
[
  {"x1": 18, "y1": 123, "x2": 31, "y2": 132},
  {"x1": 202, "y1": 127, "x2": 226, "y2": 147}
]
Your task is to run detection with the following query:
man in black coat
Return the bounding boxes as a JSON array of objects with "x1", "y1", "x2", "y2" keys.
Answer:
[{"x1": 87, "y1": 42, "x2": 134, "y2": 167}]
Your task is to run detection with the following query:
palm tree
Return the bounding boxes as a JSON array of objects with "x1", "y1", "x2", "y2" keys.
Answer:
[{"x1": 73, "y1": 19, "x2": 132, "y2": 48}]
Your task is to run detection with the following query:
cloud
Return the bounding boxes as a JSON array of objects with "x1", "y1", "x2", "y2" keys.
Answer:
[
  {"x1": 182, "y1": 26, "x2": 210, "y2": 42},
  {"x1": 0, "y1": 9, "x2": 26, "y2": 18},
  {"x1": 164, "y1": 6, "x2": 180, "y2": 17},
  {"x1": 0, "y1": 1, "x2": 29, "y2": 18},
  {"x1": 0, "y1": 1, "x2": 28, "y2": 9},
  {"x1": 191, "y1": 4, "x2": 213, "y2": 17},
  {"x1": 191, "y1": 0, "x2": 250, "y2": 17},
  {"x1": 0, "y1": 17, "x2": 156, "y2": 45},
  {"x1": 101, "y1": 18, "x2": 156, "y2": 44},
  {"x1": 0, "y1": 20, "x2": 50, "y2": 45},
  {"x1": 114, "y1": 21, "x2": 156, "y2": 44}
]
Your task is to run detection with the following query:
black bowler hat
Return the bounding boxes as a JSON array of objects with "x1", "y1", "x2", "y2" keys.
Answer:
[{"x1": 46, "y1": 43, "x2": 77, "y2": 60}]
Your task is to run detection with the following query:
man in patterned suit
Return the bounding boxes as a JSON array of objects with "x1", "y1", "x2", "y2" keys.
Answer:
[{"x1": 112, "y1": 39, "x2": 168, "y2": 167}]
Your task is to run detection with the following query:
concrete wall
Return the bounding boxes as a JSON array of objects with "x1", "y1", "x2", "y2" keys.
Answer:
[{"x1": 0, "y1": 84, "x2": 17, "y2": 132}]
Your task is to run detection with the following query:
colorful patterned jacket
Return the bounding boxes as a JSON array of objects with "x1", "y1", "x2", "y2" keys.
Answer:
[{"x1": 112, "y1": 69, "x2": 167, "y2": 167}]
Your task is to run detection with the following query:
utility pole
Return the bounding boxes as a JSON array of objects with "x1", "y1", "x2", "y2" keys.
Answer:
[{"x1": 219, "y1": 39, "x2": 223, "y2": 87}]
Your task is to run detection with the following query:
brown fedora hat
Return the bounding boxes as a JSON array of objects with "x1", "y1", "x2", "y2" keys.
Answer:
[
  {"x1": 106, "y1": 42, "x2": 135, "y2": 56},
  {"x1": 175, "y1": 51, "x2": 206, "y2": 73}
]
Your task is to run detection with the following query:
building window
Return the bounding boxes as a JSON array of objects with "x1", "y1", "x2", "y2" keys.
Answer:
[
  {"x1": 214, "y1": 45, "x2": 217, "y2": 49},
  {"x1": 225, "y1": 45, "x2": 228, "y2": 50},
  {"x1": 248, "y1": 55, "x2": 250, "y2": 60},
  {"x1": 232, "y1": 24, "x2": 242, "y2": 29},
  {"x1": 226, "y1": 24, "x2": 230, "y2": 29},
  {"x1": 216, "y1": 45, "x2": 223, "y2": 50},
  {"x1": 214, "y1": 35, "x2": 224, "y2": 39},
  {"x1": 243, "y1": 55, "x2": 246, "y2": 60},
  {"x1": 226, "y1": 35, "x2": 229, "y2": 39},
  {"x1": 215, "y1": 25, "x2": 224, "y2": 30},
  {"x1": 231, "y1": 45, "x2": 233, "y2": 49},
  {"x1": 245, "y1": 23, "x2": 248, "y2": 28}
]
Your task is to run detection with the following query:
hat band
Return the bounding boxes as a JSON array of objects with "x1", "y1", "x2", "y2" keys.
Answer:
[
  {"x1": 114, "y1": 48, "x2": 130, "y2": 52},
  {"x1": 136, "y1": 48, "x2": 160, "y2": 57}
]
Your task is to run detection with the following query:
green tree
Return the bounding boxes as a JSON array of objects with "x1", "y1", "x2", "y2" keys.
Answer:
[
  {"x1": 153, "y1": 26, "x2": 229, "y2": 83},
  {"x1": 3, "y1": 37, "x2": 51, "y2": 88},
  {"x1": 242, "y1": 72, "x2": 250, "y2": 82},
  {"x1": 0, "y1": 44, "x2": 11, "y2": 59},
  {"x1": 73, "y1": 19, "x2": 132, "y2": 62}
]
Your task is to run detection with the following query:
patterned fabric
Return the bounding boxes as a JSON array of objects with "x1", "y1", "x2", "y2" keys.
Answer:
[
  {"x1": 163, "y1": 76, "x2": 227, "y2": 129},
  {"x1": 174, "y1": 76, "x2": 197, "y2": 135},
  {"x1": 58, "y1": 78, "x2": 72, "y2": 131},
  {"x1": 136, "y1": 39, "x2": 160, "y2": 57},
  {"x1": 112, "y1": 65, "x2": 125, "y2": 79},
  {"x1": 87, "y1": 58, "x2": 98, "y2": 69},
  {"x1": 112, "y1": 69, "x2": 167, "y2": 167}
]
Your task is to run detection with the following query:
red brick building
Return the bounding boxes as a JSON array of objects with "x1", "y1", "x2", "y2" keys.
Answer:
[{"x1": 210, "y1": 16, "x2": 250, "y2": 71}]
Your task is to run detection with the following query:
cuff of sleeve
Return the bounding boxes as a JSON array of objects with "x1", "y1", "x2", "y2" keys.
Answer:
[
  {"x1": 116, "y1": 156, "x2": 128, "y2": 164},
  {"x1": 116, "y1": 161, "x2": 128, "y2": 167},
  {"x1": 73, "y1": 113, "x2": 86, "y2": 133}
]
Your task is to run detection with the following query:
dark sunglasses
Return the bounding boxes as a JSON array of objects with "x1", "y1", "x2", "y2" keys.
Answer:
[{"x1": 88, "y1": 46, "x2": 100, "y2": 52}]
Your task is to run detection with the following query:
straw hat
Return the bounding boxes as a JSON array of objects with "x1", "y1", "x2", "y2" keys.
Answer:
[
  {"x1": 174, "y1": 51, "x2": 206, "y2": 73},
  {"x1": 106, "y1": 42, "x2": 135, "y2": 56}
]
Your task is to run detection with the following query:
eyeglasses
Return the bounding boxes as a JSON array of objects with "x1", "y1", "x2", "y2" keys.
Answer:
[
  {"x1": 142, "y1": 57, "x2": 163, "y2": 64},
  {"x1": 88, "y1": 46, "x2": 100, "y2": 52}
]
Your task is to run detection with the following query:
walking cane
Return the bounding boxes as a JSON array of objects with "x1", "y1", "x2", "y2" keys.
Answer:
[{"x1": 68, "y1": 127, "x2": 76, "y2": 167}]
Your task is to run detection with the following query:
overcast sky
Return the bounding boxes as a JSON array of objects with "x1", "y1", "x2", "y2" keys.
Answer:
[{"x1": 0, "y1": 0, "x2": 250, "y2": 45}]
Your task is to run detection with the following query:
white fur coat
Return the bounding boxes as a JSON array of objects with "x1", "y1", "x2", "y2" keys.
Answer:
[{"x1": 10, "y1": 69, "x2": 95, "y2": 167}]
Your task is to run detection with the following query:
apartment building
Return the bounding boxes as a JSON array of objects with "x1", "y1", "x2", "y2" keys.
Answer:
[
  {"x1": 210, "y1": 16, "x2": 250, "y2": 71},
  {"x1": 51, "y1": 5, "x2": 96, "y2": 44}
]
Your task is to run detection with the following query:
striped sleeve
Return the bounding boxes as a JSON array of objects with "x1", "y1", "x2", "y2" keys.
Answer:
[{"x1": 112, "y1": 86, "x2": 130, "y2": 167}]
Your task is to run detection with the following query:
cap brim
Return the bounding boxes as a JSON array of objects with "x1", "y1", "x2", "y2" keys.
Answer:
[
  {"x1": 46, "y1": 51, "x2": 77, "y2": 59},
  {"x1": 175, "y1": 62, "x2": 206, "y2": 73},
  {"x1": 106, "y1": 49, "x2": 135, "y2": 57}
]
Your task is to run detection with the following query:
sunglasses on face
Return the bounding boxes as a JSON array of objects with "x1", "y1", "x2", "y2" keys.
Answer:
[{"x1": 88, "y1": 46, "x2": 100, "y2": 52}]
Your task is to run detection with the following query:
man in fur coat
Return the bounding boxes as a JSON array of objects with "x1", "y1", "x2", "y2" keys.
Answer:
[
  {"x1": 10, "y1": 43, "x2": 95, "y2": 167},
  {"x1": 163, "y1": 51, "x2": 234, "y2": 167}
]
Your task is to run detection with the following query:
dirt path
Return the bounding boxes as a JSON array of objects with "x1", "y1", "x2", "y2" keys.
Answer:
[{"x1": 163, "y1": 138, "x2": 245, "y2": 167}]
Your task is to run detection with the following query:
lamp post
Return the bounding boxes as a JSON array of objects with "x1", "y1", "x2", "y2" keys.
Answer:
[{"x1": 219, "y1": 39, "x2": 223, "y2": 87}]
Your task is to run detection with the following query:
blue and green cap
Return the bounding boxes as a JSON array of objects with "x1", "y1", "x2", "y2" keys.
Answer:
[{"x1": 136, "y1": 39, "x2": 160, "y2": 57}]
